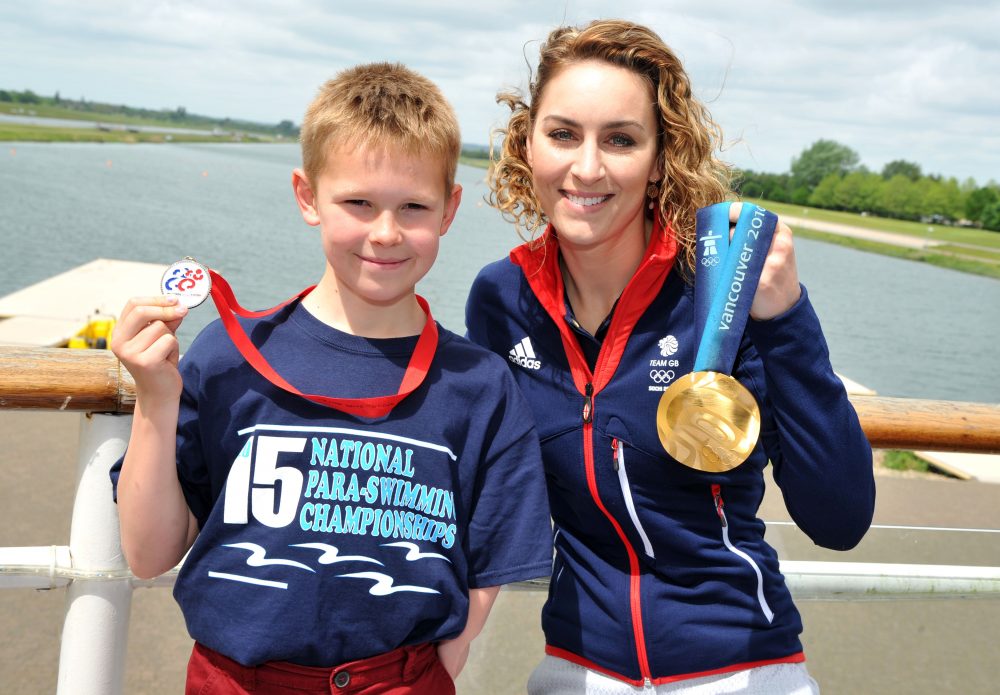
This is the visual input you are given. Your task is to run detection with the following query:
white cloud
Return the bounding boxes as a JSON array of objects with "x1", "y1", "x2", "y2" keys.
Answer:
[{"x1": 0, "y1": 0, "x2": 996, "y2": 183}]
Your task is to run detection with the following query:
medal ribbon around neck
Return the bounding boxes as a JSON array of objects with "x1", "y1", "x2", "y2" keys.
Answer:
[
  {"x1": 656, "y1": 203, "x2": 778, "y2": 472},
  {"x1": 161, "y1": 259, "x2": 438, "y2": 419}
]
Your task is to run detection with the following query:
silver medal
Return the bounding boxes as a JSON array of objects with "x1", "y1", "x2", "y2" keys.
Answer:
[{"x1": 160, "y1": 258, "x2": 212, "y2": 308}]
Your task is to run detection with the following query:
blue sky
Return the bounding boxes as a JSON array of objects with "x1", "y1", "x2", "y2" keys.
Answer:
[{"x1": 2, "y1": 0, "x2": 998, "y2": 183}]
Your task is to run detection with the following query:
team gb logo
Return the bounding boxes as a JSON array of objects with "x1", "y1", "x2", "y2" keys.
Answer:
[{"x1": 658, "y1": 335, "x2": 679, "y2": 357}]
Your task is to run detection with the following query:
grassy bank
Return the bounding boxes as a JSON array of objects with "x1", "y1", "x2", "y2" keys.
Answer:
[
  {"x1": 752, "y1": 199, "x2": 1000, "y2": 280},
  {"x1": 758, "y1": 199, "x2": 1000, "y2": 250},
  {"x1": 0, "y1": 123, "x2": 264, "y2": 143},
  {"x1": 0, "y1": 100, "x2": 290, "y2": 138},
  {"x1": 2, "y1": 102, "x2": 199, "y2": 129},
  {"x1": 459, "y1": 154, "x2": 490, "y2": 169},
  {"x1": 881, "y1": 450, "x2": 933, "y2": 474},
  {"x1": 791, "y1": 227, "x2": 1000, "y2": 280}
]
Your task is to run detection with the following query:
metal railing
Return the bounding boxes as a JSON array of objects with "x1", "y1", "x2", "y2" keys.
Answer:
[{"x1": 2, "y1": 346, "x2": 1000, "y2": 695}]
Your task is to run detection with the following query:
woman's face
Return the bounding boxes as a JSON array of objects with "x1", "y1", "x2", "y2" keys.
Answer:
[{"x1": 526, "y1": 60, "x2": 661, "y2": 252}]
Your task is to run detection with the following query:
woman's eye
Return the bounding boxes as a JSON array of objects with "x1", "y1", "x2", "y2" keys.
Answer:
[
  {"x1": 548, "y1": 129, "x2": 574, "y2": 142},
  {"x1": 608, "y1": 133, "x2": 636, "y2": 147}
]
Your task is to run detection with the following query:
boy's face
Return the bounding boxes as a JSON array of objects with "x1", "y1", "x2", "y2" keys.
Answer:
[{"x1": 293, "y1": 144, "x2": 461, "y2": 311}]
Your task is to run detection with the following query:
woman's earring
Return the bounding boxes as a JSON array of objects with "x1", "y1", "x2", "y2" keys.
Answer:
[{"x1": 647, "y1": 181, "x2": 660, "y2": 210}]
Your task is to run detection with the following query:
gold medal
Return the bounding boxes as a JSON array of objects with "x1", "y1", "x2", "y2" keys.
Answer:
[{"x1": 656, "y1": 371, "x2": 760, "y2": 472}]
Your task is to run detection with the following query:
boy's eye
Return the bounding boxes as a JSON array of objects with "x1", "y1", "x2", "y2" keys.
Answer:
[
  {"x1": 608, "y1": 133, "x2": 636, "y2": 148},
  {"x1": 345, "y1": 199, "x2": 370, "y2": 207},
  {"x1": 403, "y1": 202, "x2": 429, "y2": 211}
]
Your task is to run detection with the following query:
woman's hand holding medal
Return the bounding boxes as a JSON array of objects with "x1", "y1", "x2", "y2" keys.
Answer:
[
  {"x1": 732, "y1": 203, "x2": 801, "y2": 322},
  {"x1": 656, "y1": 202, "x2": 791, "y2": 472}
]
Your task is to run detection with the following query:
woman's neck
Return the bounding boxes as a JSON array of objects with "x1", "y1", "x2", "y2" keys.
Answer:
[{"x1": 558, "y1": 219, "x2": 652, "y2": 335}]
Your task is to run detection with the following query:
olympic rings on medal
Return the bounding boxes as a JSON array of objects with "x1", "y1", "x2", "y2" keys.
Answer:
[
  {"x1": 701, "y1": 256, "x2": 721, "y2": 267},
  {"x1": 649, "y1": 369, "x2": 675, "y2": 384}
]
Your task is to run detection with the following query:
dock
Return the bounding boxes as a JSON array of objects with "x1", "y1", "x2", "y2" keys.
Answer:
[
  {"x1": 915, "y1": 451, "x2": 1000, "y2": 484},
  {"x1": 0, "y1": 258, "x2": 165, "y2": 347}
]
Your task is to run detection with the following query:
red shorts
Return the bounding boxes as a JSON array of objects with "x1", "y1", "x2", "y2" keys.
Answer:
[{"x1": 186, "y1": 641, "x2": 455, "y2": 695}]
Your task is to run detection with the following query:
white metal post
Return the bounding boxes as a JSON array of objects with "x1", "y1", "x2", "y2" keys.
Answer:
[{"x1": 56, "y1": 413, "x2": 133, "y2": 695}]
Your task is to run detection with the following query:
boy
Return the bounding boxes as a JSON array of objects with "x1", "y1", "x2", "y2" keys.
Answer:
[{"x1": 111, "y1": 63, "x2": 552, "y2": 694}]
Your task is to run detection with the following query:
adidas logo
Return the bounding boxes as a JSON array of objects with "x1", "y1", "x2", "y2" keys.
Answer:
[{"x1": 508, "y1": 337, "x2": 542, "y2": 370}]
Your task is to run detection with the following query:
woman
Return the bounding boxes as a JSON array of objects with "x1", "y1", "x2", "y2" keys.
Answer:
[{"x1": 465, "y1": 19, "x2": 875, "y2": 694}]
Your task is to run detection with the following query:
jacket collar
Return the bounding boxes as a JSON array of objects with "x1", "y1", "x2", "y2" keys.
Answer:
[{"x1": 510, "y1": 216, "x2": 678, "y2": 396}]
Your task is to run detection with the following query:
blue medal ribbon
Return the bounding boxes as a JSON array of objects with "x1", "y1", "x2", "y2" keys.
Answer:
[
  {"x1": 693, "y1": 203, "x2": 731, "y2": 334},
  {"x1": 692, "y1": 203, "x2": 778, "y2": 374}
]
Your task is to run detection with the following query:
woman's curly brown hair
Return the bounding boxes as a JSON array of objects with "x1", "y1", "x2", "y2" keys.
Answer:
[{"x1": 489, "y1": 19, "x2": 732, "y2": 274}]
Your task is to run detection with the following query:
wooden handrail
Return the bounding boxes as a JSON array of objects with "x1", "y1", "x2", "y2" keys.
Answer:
[
  {"x1": 0, "y1": 347, "x2": 135, "y2": 413},
  {"x1": 1, "y1": 347, "x2": 998, "y2": 453},
  {"x1": 850, "y1": 396, "x2": 1000, "y2": 454}
]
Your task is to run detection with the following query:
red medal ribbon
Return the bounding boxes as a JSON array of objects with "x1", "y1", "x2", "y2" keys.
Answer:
[{"x1": 207, "y1": 269, "x2": 438, "y2": 419}]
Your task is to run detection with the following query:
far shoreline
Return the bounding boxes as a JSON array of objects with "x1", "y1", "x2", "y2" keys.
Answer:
[
  {"x1": 4, "y1": 138, "x2": 995, "y2": 281},
  {"x1": 0, "y1": 125, "x2": 279, "y2": 144}
]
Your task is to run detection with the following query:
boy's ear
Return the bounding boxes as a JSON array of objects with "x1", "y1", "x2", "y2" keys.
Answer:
[
  {"x1": 292, "y1": 168, "x2": 321, "y2": 227},
  {"x1": 439, "y1": 184, "x2": 463, "y2": 237}
]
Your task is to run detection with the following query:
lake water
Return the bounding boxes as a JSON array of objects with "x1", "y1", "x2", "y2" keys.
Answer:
[{"x1": 1, "y1": 142, "x2": 997, "y2": 403}]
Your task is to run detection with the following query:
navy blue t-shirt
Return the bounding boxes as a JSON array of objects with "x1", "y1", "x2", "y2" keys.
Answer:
[{"x1": 113, "y1": 300, "x2": 553, "y2": 667}]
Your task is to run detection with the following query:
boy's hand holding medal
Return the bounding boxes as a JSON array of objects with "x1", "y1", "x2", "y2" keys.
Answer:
[{"x1": 111, "y1": 259, "x2": 210, "y2": 403}]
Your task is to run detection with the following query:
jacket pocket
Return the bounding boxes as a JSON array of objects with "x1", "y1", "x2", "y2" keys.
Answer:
[
  {"x1": 711, "y1": 484, "x2": 774, "y2": 623},
  {"x1": 612, "y1": 438, "x2": 655, "y2": 558}
]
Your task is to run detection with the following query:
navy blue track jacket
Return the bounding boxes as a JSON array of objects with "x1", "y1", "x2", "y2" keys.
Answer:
[{"x1": 465, "y1": 223, "x2": 875, "y2": 686}]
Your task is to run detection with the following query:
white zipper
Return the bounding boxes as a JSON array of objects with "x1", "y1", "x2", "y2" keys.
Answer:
[
  {"x1": 712, "y1": 484, "x2": 774, "y2": 623},
  {"x1": 552, "y1": 528, "x2": 565, "y2": 584},
  {"x1": 612, "y1": 439, "x2": 655, "y2": 558}
]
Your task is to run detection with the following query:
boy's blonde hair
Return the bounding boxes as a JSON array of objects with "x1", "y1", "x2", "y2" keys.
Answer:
[
  {"x1": 300, "y1": 62, "x2": 461, "y2": 193},
  {"x1": 490, "y1": 19, "x2": 732, "y2": 274}
]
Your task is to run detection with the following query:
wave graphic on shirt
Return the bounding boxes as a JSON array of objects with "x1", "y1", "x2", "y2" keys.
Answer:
[
  {"x1": 381, "y1": 541, "x2": 451, "y2": 563},
  {"x1": 222, "y1": 542, "x2": 315, "y2": 572},
  {"x1": 291, "y1": 542, "x2": 383, "y2": 566},
  {"x1": 337, "y1": 571, "x2": 439, "y2": 595}
]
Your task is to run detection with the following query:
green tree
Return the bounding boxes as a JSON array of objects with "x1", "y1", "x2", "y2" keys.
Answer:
[
  {"x1": 0, "y1": 89, "x2": 11, "y2": 102},
  {"x1": 877, "y1": 174, "x2": 921, "y2": 219},
  {"x1": 965, "y1": 186, "x2": 1000, "y2": 223},
  {"x1": 808, "y1": 173, "x2": 841, "y2": 209},
  {"x1": 834, "y1": 171, "x2": 882, "y2": 212},
  {"x1": 790, "y1": 186, "x2": 812, "y2": 205},
  {"x1": 924, "y1": 177, "x2": 963, "y2": 220},
  {"x1": 881, "y1": 159, "x2": 922, "y2": 181},
  {"x1": 16, "y1": 89, "x2": 40, "y2": 104},
  {"x1": 764, "y1": 174, "x2": 792, "y2": 202},
  {"x1": 981, "y1": 201, "x2": 1000, "y2": 231},
  {"x1": 734, "y1": 169, "x2": 791, "y2": 202},
  {"x1": 959, "y1": 177, "x2": 978, "y2": 194},
  {"x1": 790, "y1": 139, "x2": 860, "y2": 190}
]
